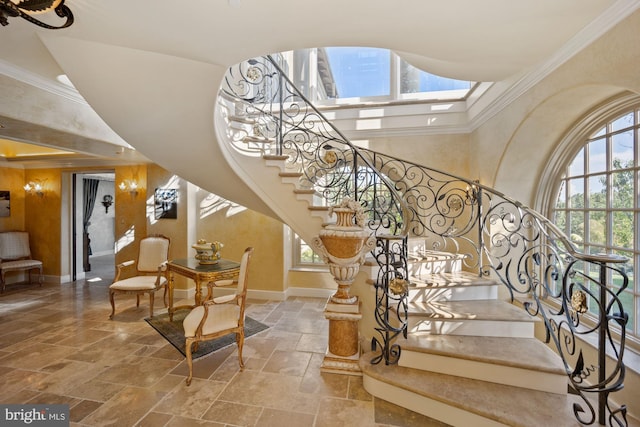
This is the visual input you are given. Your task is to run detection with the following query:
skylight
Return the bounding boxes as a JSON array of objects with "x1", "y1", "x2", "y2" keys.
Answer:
[{"x1": 281, "y1": 47, "x2": 476, "y2": 106}]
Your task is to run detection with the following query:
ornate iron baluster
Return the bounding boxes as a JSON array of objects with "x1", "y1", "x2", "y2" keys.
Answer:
[{"x1": 370, "y1": 235, "x2": 408, "y2": 365}]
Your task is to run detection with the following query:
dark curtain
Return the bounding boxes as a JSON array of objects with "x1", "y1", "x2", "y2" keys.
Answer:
[{"x1": 83, "y1": 179, "x2": 100, "y2": 270}]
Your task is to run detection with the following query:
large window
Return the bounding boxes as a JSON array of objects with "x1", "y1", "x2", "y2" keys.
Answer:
[
  {"x1": 283, "y1": 47, "x2": 474, "y2": 105},
  {"x1": 551, "y1": 101, "x2": 639, "y2": 339}
]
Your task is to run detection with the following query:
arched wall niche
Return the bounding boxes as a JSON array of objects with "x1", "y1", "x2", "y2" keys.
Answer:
[{"x1": 491, "y1": 84, "x2": 629, "y2": 209}]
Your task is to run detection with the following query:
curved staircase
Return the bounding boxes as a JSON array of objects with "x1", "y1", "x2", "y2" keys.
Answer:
[
  {"x1": 360, "y1": 251, "x2": 577, "y2": 426},
  {"x1": 211, "y1": 56, "x2": 629, "y2": 427}
]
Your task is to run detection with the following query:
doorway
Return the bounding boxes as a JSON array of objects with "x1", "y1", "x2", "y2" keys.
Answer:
[{"x1": 71, "y1": 172, "x2": 116, "y2": 282}]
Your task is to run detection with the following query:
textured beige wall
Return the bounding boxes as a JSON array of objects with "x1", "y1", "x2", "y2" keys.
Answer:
[
  {"x1": 142, "y1": 165, "x2": 287, "y2": 293},
  {"x1": 363, "y1": 133, "x2": 472, "y2": 179},
  {"x1": 0, "y1": 166, "x2": 25, "y2": 232},
  {"x1": 472, "y1": 9, "x2": 640, "y2": 208},
  {"x1": 23, "y1": 168, "x2": 61, "y2": 276},
  {"x1": 113, "y1": 165, "x2": 148, "y2": 279},
  {"x1": 194, "y1": 190, "x2": 284, "y2": 292}
]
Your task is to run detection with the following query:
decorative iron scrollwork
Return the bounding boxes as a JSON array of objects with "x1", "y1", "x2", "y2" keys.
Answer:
[{"x1": 217, "y1": 54, "x2": 629, "y2": 426}]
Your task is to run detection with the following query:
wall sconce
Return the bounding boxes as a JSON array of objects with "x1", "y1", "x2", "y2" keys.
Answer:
[
  {"x1": 119, "y1": 180, "x2": 139, "y2": 197},
  {"x1": 24, "y1": 180, "x2": 45, "y2": 197},
  {"x1": 102, "y1": 195, "x2": 113, "y2": 213}
]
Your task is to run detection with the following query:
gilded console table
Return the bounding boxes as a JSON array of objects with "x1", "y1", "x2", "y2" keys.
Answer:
[{"x1": 167, "y1": 258, "x2": 240, "y2": 320}]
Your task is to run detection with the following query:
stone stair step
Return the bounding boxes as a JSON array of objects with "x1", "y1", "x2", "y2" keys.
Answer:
[
  {"x1": 409, "y1": 271, "x2": 499, "y2": 302},
  {"x1": 228, "y1": 115, "x2": 257, "y2": 125},
  {"x1": 294, "y1": 189, "x2": 317, "y2": 195},
  {"x1": 263, "y1": 154, "x2": 289, "y2": 161},
  {"x1": 243, "y1": 135, "x2": 274, "y2": 144},
  {"x1": 407, "y1": 299, "x2": 539, "y2": 337},
  {"x1": 360, "y1": 352, "x2": 579, "y2": 427},
  {"x1": 398, "y1": 335, "x2": 567, "y2": 394},
  {"x1": 408, "y1": 250, "x2": 464, "y2": 275}
]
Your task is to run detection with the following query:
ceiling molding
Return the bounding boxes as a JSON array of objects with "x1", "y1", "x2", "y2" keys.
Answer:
[
  {"x1": 467, "y1": 0, "x2": 640, "y2": 132},
  {"x1": 0, "y1": 59, "x2": 88, "y2": 106}
]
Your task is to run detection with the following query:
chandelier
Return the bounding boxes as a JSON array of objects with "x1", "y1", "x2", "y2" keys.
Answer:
[{"x1": 0, "y1": 0, "x2": 74, "y2": 29}]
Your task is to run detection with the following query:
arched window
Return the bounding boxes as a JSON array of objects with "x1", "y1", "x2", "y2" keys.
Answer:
[{"x1": 546, "y1": 94, "x2": 639, "y2": 340}]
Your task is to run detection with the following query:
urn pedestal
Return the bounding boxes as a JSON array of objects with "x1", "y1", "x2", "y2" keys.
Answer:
[{"x1": 311, "y1": 199, "x2": 375, "y2": 375}]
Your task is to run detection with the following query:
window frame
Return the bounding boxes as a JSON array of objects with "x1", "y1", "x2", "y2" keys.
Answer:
[{"x1": 539, "y1": 93, "x2": 640, "y2": 346}]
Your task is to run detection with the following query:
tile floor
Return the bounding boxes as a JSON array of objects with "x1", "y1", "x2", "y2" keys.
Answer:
[{"x1": 0, "y1": 255, "x2": 439, "y2": 427}]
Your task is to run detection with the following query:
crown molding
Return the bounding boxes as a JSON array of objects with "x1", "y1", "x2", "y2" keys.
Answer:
[
  {"x1": 468, "y1": 0, "x2": 640, "y2": 132},
  {"x1": 0, "y1": 60, "x2": 88, "y2": 106}
]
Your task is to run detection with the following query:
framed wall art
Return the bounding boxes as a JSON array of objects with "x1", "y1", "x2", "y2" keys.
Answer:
[
  {"x1": 0, "y1": 191, "x2": 10, "y2": 217},
  {"x1": 154, "y1": 188, "x2": 177, "y2": 219}
]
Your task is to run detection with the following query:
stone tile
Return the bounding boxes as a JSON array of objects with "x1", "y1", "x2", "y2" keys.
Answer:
[
  {"x1": 255, "y1": 407, "x2": 316, "y2": 427},
  {"x1": 25, "y1": 392, "x2": 81, "y2": 406},
  {"x1": 242, "y1": 336, "x2": 279, "y2": 359},
  {"x1": 0, "y1": 368, "x2": 50, "y2": 400},
  {"x1": 137, "y1": 412, "x2": 173, "y2": 427},
  {"x1": 219, "y1": 370, "x2": 319, "y2": 414},
  {"x1": 299, "y1": 371, "x2": 349, "y2": 398},
  {"x1": 348, "y1": 376, "x2": 373, "y2": 402},
  {"x1": 149, "y1": 374, "x2": 185, "y2": 393},
  {"x1": 0, "y1": 342, "x2": 76, "y2": 370},
  {"x1": 202, "y1": 400, "x2": 263, "y2": 426},
  {"x1": 165, "y1": 416, "x2": 225, "y2": 426},
  {"x1": 0, "y1": 388, "x2": 40, "y2": 404},
  {"x1": 262, "y1": 329, "x2": 302, "y2": 351},
  {"x1": 153, "y1": 377, "x2": 227, "y2": 418},
  {"x1": 207, "y1": 356, "x2": 241, "y2": 382},
  {"x1": 65, "y1": 378, "x2": 125, "y2": 402},
  {"x1": 374, "y1": 397, "x2": 451, "y2": 427},
  {"x1": 81, "y1": 386, "x2": 164, "y2": 426},
  {"x1": 69, "y1": 399, "x2": 103, "y2": 423},
  {"x1": 296, "y1": 333, "x2": 327, "y2": 353},
  {"x1": 262, "y1": 350, "x2": 312, "y2": 376},
  {"x1": 55, "y1": 328, "x2": 114, "y2": 347},
  {"x1": 243, "y1": 356, "x2": 268, "y2": 371},
  {"x1": 315, "y1": 397, "x2": 375, "y2": 427},
  {"x1": 149, "y1": 343, "x2": 184, "y2": 361},
  {"x1": 170, "y1": 345, "x2": 235, "y2": 381},
  {"x1": 98, "y1": 356, "x2": 179, "y2": 387},
  {"x1": 274, "y1": 317, "x2": 329, "y2": 335},
  {"x1": 29, "y1": 360, "x2": 104, "y2": 395}
]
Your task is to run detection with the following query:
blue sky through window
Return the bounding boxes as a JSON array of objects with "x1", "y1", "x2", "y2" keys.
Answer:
[
  {"x1": 326, "y1": 47, "x2": 390, "y2": 98},
  {"x1": 325, "y1": 47, "x2": 471, "y2": 99}
]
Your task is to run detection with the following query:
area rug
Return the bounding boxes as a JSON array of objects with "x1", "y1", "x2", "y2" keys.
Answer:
[{"x1": 145, "y1": 310, "x2": 269, "y2": 359}]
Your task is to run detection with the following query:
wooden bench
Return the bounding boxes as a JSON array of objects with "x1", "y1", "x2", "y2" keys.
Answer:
[{"x1": 0, "y1": 231, "x2": 43, "y2": 293}]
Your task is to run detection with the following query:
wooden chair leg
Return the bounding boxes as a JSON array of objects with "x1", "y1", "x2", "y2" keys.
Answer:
[
  {"x1": 136, "y1": 294, "x2": 140, "y2": 307},
  {"x1": 149, "y1": 292, "x2": 154, "y2": 319},
  {"x1": 163, "y1": 285, "x2": 167, "y2": 307},
  {"x1": 185, "y1": 337, "x2": 195, "y2": 386},
  {"x1": 237, "y1": 330, "x2": 245, "y2": 370},
  {"x1": 109, "y1": 290, "x2": 116, "y2": 319}
]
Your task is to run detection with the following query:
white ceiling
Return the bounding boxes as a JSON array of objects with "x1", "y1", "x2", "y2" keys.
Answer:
[{"x1": 0, "y1": 0, "x2": 638, "y2": 169}]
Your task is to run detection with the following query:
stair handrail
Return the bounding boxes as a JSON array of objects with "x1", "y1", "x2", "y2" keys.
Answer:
[
  {"x1": 220, "y1": 55, "x2": 410, "y2": 238},
  {"x1": 358, "y1": 148, "x2": 629, "y2": 427}
]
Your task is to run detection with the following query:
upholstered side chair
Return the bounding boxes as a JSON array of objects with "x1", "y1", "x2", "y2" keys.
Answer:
[
  {"x1": 183, "y1": 246, "x2": 254, "y2": 385},
  {"x1": 0, "y1": 231, "x2": 43, "y2": 293},
  {"x1": 109, "y1": 234, "x2": 170, "y2": 320}
]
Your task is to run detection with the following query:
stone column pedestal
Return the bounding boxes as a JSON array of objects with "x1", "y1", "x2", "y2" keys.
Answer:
[
  {"x1": 312, "y1": 198, "x2": 374, "y2": 376},
  {"x1": 320, "y1": 298, "x2": 363, "y2": 375}
]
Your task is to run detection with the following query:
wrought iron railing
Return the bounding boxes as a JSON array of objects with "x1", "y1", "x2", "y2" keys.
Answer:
[
  {"x1": 220, "y1": 56, "x2": 407, "y2": 236},
  {"x1": 358, "y1": 149, "x2": 629, "y2": 427},
  {"x1": 218, "y1": 55, "x2": 629, "y2": 426}
]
